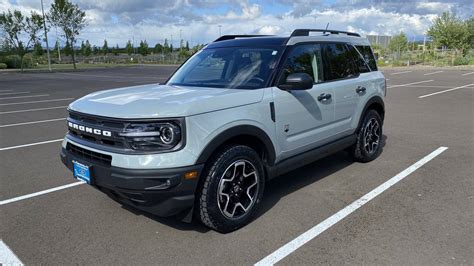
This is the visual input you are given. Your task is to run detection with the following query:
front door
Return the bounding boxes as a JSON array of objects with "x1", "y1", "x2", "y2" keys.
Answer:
[{"x1": 272, "y1": 43, "x2": 335, "y2": 161}]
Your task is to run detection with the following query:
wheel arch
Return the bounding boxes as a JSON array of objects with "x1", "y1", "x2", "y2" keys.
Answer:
[
  {"x1": 357, "y1": 96, "x2": 385, "y2": 132},
  {"x1": 195, "y1": 125, "x2": 276, "y2": 167}
]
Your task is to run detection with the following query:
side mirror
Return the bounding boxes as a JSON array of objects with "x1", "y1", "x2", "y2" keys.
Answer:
[{"x1": 278, "y1": 73, "x2": 313, "y2": 91}]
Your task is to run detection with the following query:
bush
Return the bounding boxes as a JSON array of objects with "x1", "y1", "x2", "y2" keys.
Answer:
[
  {"x1": 453, "y1": 56, "x2": 470, "y2": 66},
  {"x1": 0, "y1": 63, "x2": 7, "y2": 69},
  {"x1": 3, "y1": 55, "x2": 21, "y2": 68}
]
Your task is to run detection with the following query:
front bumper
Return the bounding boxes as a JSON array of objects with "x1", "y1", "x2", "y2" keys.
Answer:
[{"x1": 60, "y1": 146, "x2": 204, "y2": 218}]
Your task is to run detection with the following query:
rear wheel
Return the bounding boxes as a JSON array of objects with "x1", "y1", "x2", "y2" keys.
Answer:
[
  {"x1": 351, "y1": 109, "x2": 383, "y2": 162},
  {"x1": 197, "y1": 145, "x2": 265, "y2": 233}
]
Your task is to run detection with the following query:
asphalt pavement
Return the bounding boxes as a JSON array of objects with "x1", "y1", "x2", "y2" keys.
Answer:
[{"x1": 0, "y1": 66, "x2": 473, "y2": 264}]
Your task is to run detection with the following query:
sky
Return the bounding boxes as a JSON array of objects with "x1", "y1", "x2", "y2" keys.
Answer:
[{"x1": 1, "y1": 0, "x2": 473, "y2": 48}]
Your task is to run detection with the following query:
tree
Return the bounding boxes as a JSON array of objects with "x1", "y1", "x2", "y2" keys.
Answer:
[
  {"x1": 163, "y1": 38, "x2": 170, "y2": 54},
  {"x1": 185, "y1": 41, "x2": 189, "y2": 51},
  {"x1": 427, "y1": 12, "x2": 469, "y2": 51},
  {"x1": 34, "y1": 41, "x2": 43, "y2": 56},
  {"x1": 112, "y1": 44, "x2": 119, "y2": 55},
  {"x1": 64, "y1": 40, "x2": 72, "y2": 56},
  {"x1": 102, "y1": 39, "x2": 108, "y2": 55},
  {"x1": 388, "y1": 32, "x2": 408, "y2": 58},
  {"x1": 49, "y1": 0, "x2": 86, "y2": 69},
  {"x1": 126, "y1": 40, "x2": 133, "y2": 55},
  {"x1": 154, "y1": 43, "x2": 163, "y2": 54},
  {"x1": 0, "y1": 10, "x2": 44, "y2": 70},
  {"x1": 84, "y1": 40, "x2": 91, "y2": 56},
  {"x1": 138, "y1": 40, "x2": 148, "y2": 56},
  {"x1": 466, "y1": 17, "x2": 474, "y2": 49}
]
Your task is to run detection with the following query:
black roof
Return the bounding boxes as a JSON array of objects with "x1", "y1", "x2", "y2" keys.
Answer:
[{"x1": 205, "y1": 36, "x2": 288, "y2": 49}]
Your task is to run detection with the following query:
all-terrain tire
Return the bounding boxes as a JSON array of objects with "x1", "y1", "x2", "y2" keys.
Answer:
[
  {"x1": 351, "y1": 109, "x2": 383, "y2": 163},
  {"x1": 197, "y1": 145, "x2": 265, "y2": 233}
]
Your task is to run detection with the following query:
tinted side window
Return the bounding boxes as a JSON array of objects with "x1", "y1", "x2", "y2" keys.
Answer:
[
  {"x1": 347, "y1": 45, "x2": 370, "y2": 73},
  {"x1": 322, "y1": 43, "x2": 357, "y2": 81},
  {"x1": 278, "y1": 44, "x2": 324, "y2": 84},
  {"x1": 355, "y1": 45, "x2": 378, "y2": 71}
]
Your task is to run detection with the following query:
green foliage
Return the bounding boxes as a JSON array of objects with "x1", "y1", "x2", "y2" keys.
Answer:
[
  {"x1": 3, "y1": 54, "x2": 21, "y2": 68},
  {"x1": 154, "y1": 43, "x2": 163, "y2": 54},
  {"x1": 126, "y1": 40, "x2": 133, "y2": 55},
  {"x1": 467, "y1": 17, "x2": 474, "y2": 49},
  {"x1": 49, "y1": 0, "x2": 86, "y2": 69},
  {"x1": 185, "y1": 41, "x2": 190, "y2": 51},
  {"x1": 138, "y1": 40, "x2": 148, "y2": 56},
  {"x1": 102, "y1": 39, "x2": 108, "y2": 55},
  {"x1": 388, "y1": 32, "x2": 408, "y2": 53},
  {"x1": 0, "y1": 9, "x2": 44, "y2": 70},
  {"x1": 0, "y1": 62, "x2": 7, "y2": 69},
  {"x1": 427, "y1": 12, "x2": 469, "y2": 50},
  {"x1": 34, "y1": 41, "x2": 43, "y2": 56},
  {"x1": 453, "y1": 56, "x2": 470, "y2": 65}
]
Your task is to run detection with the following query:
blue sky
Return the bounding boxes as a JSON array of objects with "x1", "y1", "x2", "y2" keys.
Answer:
[{"x1": 1, "y1": 0, "x2": 472, "y2": 47}]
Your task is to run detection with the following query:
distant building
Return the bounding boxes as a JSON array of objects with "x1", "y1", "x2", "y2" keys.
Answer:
[{"x1": 366, "y1": 35, "x2": 392, "y2": 48}]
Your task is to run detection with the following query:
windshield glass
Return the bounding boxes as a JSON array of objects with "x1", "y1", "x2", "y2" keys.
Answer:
[{"x1": 167, "y1": 47, "x2": 281, "y2": 89}]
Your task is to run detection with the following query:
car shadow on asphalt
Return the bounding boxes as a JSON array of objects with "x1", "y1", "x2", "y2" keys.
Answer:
[{"x1": 120, "y1": 135, "x2": 387, "y2": 233}]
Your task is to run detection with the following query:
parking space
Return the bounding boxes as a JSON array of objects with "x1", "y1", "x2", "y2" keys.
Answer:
[{"x1": 0, "y1": 66, "x2": 473, "y2": 264}]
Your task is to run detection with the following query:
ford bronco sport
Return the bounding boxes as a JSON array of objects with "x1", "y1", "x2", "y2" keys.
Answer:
[{"x1": 61, "y1": 29, "x2": 386, "y2": 233}]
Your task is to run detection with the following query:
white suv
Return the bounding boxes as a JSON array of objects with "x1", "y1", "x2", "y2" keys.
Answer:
[{"x1": 61, "y1": 29, "x2": 386, "y2": 233}]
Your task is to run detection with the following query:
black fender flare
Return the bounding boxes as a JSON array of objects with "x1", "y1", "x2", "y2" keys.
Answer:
[
  {"x1": 195, "y1": 125, "x2": 276, "y2": 166},
  {"x1": 357, "y1": 96, "x2": 385, "y2": 132}
]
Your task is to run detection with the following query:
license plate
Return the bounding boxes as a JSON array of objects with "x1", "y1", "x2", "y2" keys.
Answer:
[{"x1": 73, "y1": 160, "x2": 91, "y2": 184}]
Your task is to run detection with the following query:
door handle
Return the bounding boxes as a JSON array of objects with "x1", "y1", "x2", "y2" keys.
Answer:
[
  {"x1": 356, "y1": 86, "x2": 366, "y2": 94},
  {"x1": 317, "y1": 93, "x2": 332, "y2": 102}
]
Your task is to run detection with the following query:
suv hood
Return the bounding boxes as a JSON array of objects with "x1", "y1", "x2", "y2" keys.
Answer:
[{"x1": 69, "y1": 84, "x2": 264, "y2": 118}]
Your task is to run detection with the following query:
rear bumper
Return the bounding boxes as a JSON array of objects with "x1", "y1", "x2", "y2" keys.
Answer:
[{"x1": 60, "y1": 146, "x2": 204, "y2": 218}]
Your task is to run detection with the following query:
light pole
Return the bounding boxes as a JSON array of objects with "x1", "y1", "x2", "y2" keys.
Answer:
[{"x1": 40, "y1": 0, "x2": 52, "y2": 71}]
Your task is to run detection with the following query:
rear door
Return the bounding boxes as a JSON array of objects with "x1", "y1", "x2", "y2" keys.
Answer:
[
  {"x1": 272, "y1": 43, "x2": 335, "y2": 160},
  {"x1": 322, "y1": 43, "x2": 369, "y2": 137}
]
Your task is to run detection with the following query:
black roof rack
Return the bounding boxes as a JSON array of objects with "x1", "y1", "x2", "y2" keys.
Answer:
[
  {"x1": 290, "y1": 29, "x2": 360, "y2": 37},
  {"x1": 213, "y1": 35, "x2": 272, "y2": 42}
]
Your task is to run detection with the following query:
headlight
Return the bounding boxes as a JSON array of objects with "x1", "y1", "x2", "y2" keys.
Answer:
[{"x1": 119, "y1": 122, "x2": 182, "y2": 151}]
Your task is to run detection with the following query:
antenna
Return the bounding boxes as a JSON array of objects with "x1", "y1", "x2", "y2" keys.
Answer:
[{"x1": 324, "y1": 23, "x2": 329, "y2": 34}]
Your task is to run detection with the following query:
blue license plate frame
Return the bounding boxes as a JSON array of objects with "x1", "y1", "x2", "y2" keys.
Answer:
[{"x1": 73, "y1": 160, "x2": 91, "y2": 184}]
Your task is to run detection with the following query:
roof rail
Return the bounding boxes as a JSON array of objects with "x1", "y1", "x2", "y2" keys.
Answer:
[
  {"x1": 213, "y1": 35, "x2": 272, "y2": 42},
  {"x1": 290, "y1": 29, "x2": 361, "y2": 37}
]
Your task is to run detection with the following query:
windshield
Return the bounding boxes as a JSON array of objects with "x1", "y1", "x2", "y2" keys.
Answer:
[{"x1": 167, "y1": 47, "x2": 281, "y2": 90}]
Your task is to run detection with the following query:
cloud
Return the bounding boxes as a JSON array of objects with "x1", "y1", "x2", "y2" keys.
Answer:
[{"x1": 2, "y1": 0, "x2": 472, "y2": 47}]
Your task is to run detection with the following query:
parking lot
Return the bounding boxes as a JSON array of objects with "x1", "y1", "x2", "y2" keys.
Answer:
[{"x1": 0, "y1": 66, "x2": 473, "y2": 264}]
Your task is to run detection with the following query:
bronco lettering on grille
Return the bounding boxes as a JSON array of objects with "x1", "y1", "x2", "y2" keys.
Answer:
[{"x1": 68, "y1": 121, "x2": 112, "y2": 137}]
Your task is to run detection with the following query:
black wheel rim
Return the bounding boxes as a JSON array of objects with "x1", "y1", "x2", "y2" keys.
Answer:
[
  {"x1": 217, "y1": 160, "x2": 259, "y2": 220},
  {"x1": 363, "y1": 118, "x2": 380, "y2": 154}
]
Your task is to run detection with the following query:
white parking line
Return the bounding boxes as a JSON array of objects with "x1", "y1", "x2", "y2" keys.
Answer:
[
  {"x1": 0, "y1": 91, "x2": 30, "y2": 96},
  {"x1": 423, "y1": 71, "x2": 443, "y2": 76},
  {"x1": 0, "y1": 139, "x2": 63, "y2": 151},
  {"x1": 0, "y1": 98, "x2": 73, "y2": 106},
  {"x1": 390, "y1": 71, "x2": 412, "y2": 75},
  {"x1": 418, "y1": 83, "x2": 474, "y2": 99},
  {"x1": 255, "y1": 147, "x2": 448, "y2": 266},
  {"x1": 0, "y1": 181, "x2": 84, "y2": 206},
  {"x1": 0, "y1": 240, "x2": 23, "y2": 265},
  {"x1": 387, "y1": 80, "x2": 433, "y2": 88},
  {"x1": 461, "y1": 71, "x2": 474, "y2": 76},
  {"x1": 0, "y1": 106, "x2": 68, "y2": 115},
  {"x1": 0, "y1": 94, "x2": 49, "y2": 100},
  {"x1": 0, "y1": 118, "x2": 66, "y2": 128}
]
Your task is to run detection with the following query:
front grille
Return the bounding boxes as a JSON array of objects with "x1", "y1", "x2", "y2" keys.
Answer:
[
  {"x1": 67, "y1": 143, "x2": 112, "y2": 166},
  {"x1": 67, "y1": 111, "x2": 128, "y2": 148}
]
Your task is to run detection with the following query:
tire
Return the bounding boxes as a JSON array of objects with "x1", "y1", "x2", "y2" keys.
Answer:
[
  {"x1": 197, "y1": 145, "x2": 265, "y2": 233},
  {"x1": 351, "y1": 109, "x2": 383, "y2": 163}
]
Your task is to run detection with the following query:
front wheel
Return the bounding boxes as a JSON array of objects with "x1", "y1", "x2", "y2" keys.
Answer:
[
  {"x1": 351, "y1": 109, "x2": 383, "y2": 162},
  {"x1": 197, "y1": 145, "x2": 265, "y2": 233}
]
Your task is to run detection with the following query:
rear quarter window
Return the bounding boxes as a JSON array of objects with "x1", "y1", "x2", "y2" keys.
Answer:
[{"x1": 355, "y1": 45, "x2": 378, "y2": 71}]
